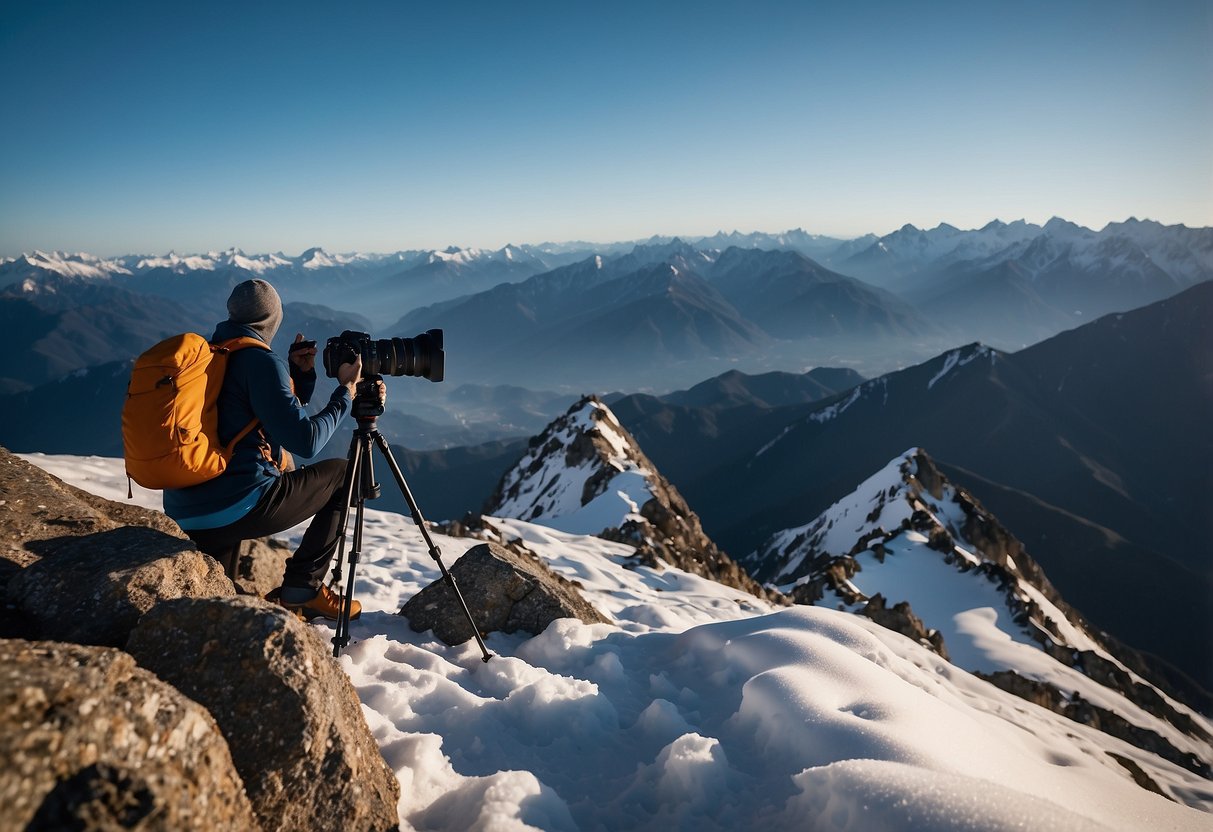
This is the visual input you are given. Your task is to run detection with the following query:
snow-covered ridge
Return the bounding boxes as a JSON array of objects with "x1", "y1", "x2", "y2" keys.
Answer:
[
  {"x1": 8, "y1": 217, "x2": 1209, "y2": 289},
  {"x1": 485, "y1": 396, "x2": 772, "y2": 598},
  {"x1": 1, "y1": 244, "x2": 543, "y2": 280},
  {"x1": 928, "y1": 343, "x2": 995, "y2": 389},
  {"x1": 487, "y1": 396, "x2": 658, "y2": 536},
  {"x1": 748, "y1": 448, "x2": 1213, "y2": 780}
]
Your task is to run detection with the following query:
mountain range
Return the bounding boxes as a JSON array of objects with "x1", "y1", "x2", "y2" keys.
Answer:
[{"x1": 5, "y1": 216, "x2": 1207, "y2": 391}]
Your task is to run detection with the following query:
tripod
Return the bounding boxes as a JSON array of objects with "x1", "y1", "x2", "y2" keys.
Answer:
[{"x1": 328, "y1": 375, "x2": 492, "y2": 662}]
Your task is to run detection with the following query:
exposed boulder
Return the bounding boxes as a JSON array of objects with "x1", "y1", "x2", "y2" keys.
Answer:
[
  {"x1": 1, "y1": 445, "x2": 196, "y2": 639},
  {"x1": 229, "y1": 536, "x2": 293, "y2": 598},
  {"x1": 126, "y1": 596, "x2": 400, "y2": 832},
  {"x1": 6, "y1": 526, "x2": 234, "y2": 647},
  {"x1": 0, "y1": 446, "x2": 185, "y2": 573},
  {"x1": 401, "y1": 541, "x2": 609, "y2": 645},
  {"x1": 0, "y1": 639, "x2": 257, "y2": 831}
]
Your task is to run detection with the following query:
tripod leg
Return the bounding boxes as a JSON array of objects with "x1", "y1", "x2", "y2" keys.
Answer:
[
  {"x1": 330, "y1": 433, "x2": 364, "y2": 656},
  {"x1": 337, "y1": 443, "x2": 369, "y2": 652},
  {"x1": 371, "y1": 432, "x2": 493, "y2": 662}
]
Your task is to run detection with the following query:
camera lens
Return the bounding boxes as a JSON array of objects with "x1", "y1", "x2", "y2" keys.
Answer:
[{"x1": 323, "y1": 329, "x2": 443, "y2": 382}]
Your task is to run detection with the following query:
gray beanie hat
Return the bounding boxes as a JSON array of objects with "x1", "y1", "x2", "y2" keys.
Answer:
[{"x1": 227, "y1": 279, "x2": 283, "y2": 345}]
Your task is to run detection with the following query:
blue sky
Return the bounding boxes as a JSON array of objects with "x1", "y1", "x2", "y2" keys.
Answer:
[{"x1": 2, "y1": 0, "x2": 1210, "y2": 256}]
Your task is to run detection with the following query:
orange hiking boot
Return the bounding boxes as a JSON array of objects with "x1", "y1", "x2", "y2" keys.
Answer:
[{"x1": 277, "y1": 584, "x2": 361, "y2": 622}]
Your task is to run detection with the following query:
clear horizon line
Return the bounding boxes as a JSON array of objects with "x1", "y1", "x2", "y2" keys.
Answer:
[{"x1": 4, "y1": 214, "x2": 1207, "y2": 261}]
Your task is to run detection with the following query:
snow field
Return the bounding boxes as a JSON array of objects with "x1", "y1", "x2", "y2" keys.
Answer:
[{"x1": 20, "y1": 453, "x2": 1213, "y2": 831}]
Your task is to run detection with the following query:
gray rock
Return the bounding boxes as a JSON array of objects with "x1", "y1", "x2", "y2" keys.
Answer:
[
  {"x1": 126, "y1": 596, "x2": 400, "y2": 832},
  {"x1": 230, "y1": 536, "x2": 293, "y2": 598},
  {"x1": 0, "y1": 639, "x2": 258, "y2": 831},
  {"x1": 0, "y1": 446, "x2": 186, "y2": 574},
  {"x1": 6, "y1": 526, "x2": 234, "y2": 648},
  {"x1": 401, "y1": 541, "x2": 609, "y2": 645},
  {"x1": 1, "y1": 444, "x2": 199, "y2": 640}
]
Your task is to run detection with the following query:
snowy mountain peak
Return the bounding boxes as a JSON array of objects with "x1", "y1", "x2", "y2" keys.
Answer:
[
  {"x1": 1042, "y1": 216, "x2": 1090, "y2": 238},
  {"x1": 486, "y1": 396, "x2": 654, "y2": 536},
  {"x1": 1, "y1": 251, "x2": 128, "y2": 281},
  {"x1": 485, "y1": 396, "x2": 773, "y2": 597},
  {"x1": 746, "y1": 448, "x2": 1213, "y2": 778},
  {"x1": 300, "y1": 247, "x2": 341, "y2": 269}
]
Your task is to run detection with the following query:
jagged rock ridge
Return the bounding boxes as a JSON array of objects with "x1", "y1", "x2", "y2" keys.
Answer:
[{"x1": 484, "y1": 395, "x2": 776, "y2": 601}]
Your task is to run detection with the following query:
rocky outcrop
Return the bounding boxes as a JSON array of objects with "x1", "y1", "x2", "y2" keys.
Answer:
[
  {"x1": 0, "y1": 448, "x2": 184, "y2": 571},
  {"x1": 975, "y1": 670, "x2": 1209, "y2": 780},
  {"x1": 7, "y1": 526, "x2": 234, "y2": 648},
  {"x1": 126, "y1": 596, "x2": 400, "y2": 832},
  {"x1": 1, "y1": 447, "x2": 188, "y2": 623},
  {"x1": 1, "y1": 446, "x2": 400, "y2": 832},
  {"x1": 401, "y1": 541, "x2": 610, "y2": 645},
  {"x1": 858, "y1": 593, "x2": 949, "y2": 660},
  {"x1": 0, "y1": 639, "x2": 258, "y2": 830}
]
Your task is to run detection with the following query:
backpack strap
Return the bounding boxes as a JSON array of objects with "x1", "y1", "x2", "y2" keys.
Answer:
[{"x1": 212, "y1": 336, "x2": 295, "y2": 474}]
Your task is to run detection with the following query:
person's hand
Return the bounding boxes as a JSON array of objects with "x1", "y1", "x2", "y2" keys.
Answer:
[
  {"x1": 288, "y1": 333, "x2": 317, "y2": 374},
  {"x1": 370, "y1": 377, "x2": 386, "y2": 406},
  {"x1": 338, "y1": 355, "x2": 362, "y2": 398}
]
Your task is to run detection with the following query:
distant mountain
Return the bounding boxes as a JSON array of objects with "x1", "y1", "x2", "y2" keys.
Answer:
[
  {"x1": 661, "y1": 366, "x2": 865, "y2": 410},
  {"x1": 606, "y1": 366, "x2": 865, "y2": 486},
  {"x1": 836, "y1": 218, "x2": 1211, "y2": 347},
  {"x1": 15, "y1": 217, "x2": 1204, "y2": 390},
  {"x1": 0, "y1": 360, "x2": 131, "y2": 455},
  {"x1": 692, "y1": 228, "x2": 859, "y2": 260},
  {"x1": 394, "y1": 242, "x2": 932, "y2": 389},
  {"x1": 708, "y1": 247, "x2": 934, "y2": 339},
  {"x1": 749, "y1": 448, "x2": 1213, "y2": 766},
  {"x1": 394, "y1": 251, "x2": 775, "y2": 389},
  {"x1": 841, "y1": 219, "x2": 1042, "y2": 287},
  {"x1": 640, "y1": 283, "x2": 1213, "y2": 689},
  {"x1": 0, "y1": 251, "x2": 131, "y2": 283},
  {"x1": 0, "y1": 272, "x2": 201, "y2": 391},
  {"x1": 0, "y1": 245, "x2": 569, "y2": 332},
  {"x1": 356, "y1": 245, "x2": 556, "y2": 328}
]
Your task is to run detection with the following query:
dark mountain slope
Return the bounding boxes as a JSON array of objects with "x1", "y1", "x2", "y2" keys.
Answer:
[
  {"x1": 662, "y1": 367, "x2": 865, "y2": 410},
  {"x1": 707, "y1": 247, "x2": 934, "y2": 339},
  {"x1": 0, "y1": 274, "x2": 201, "y2": 390},
  {"x1": 659, "y1": 284, "x2": 1213, "y2": 687}
]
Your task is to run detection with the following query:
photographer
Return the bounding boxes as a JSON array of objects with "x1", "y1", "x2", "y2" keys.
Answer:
[{"x1": 162, "y1": 278, "x2": 382, "y2": 621}]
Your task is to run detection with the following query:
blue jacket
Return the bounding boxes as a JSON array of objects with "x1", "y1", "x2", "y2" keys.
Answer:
[{"x1": 163, "y1": 321, "x2": 351, "y2": 530}]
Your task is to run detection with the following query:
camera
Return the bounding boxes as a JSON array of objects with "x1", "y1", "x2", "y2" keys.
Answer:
[{"x1": 322, "y1": 329, "x2": 444, "y2": 382}]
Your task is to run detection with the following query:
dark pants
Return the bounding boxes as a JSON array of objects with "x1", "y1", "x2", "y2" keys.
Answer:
[{"x1": 186, "y1": 459, "x2": 350, "y2": 591}]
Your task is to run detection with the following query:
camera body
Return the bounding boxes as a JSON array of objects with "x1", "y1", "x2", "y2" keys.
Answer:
[{"x1": 322, "y1": 329, "x2": 444, "y2": 382}]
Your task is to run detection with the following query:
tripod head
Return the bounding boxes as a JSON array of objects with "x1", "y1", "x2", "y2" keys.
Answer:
[{"x1": 352, "y1": 373, "x2": 386, "y2": 424}]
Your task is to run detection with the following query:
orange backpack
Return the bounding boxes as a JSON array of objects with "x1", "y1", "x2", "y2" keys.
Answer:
[{"x1": 122, "y1": 334, "x2": 269, "y2": 489}]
